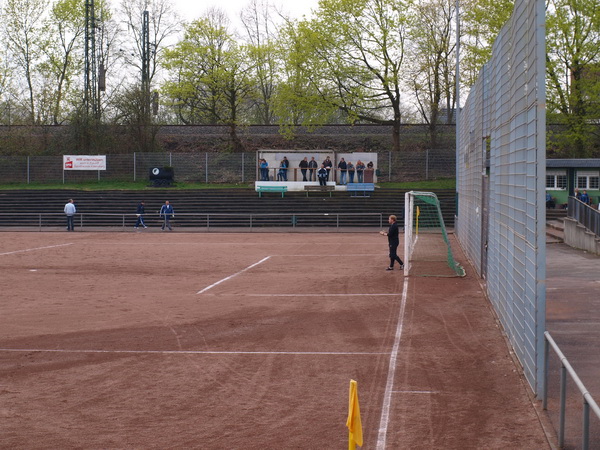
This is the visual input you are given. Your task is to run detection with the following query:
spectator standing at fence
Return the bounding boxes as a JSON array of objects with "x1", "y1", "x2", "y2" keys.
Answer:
[
  {"x1": 277, "y1": 159, "x2": 285, "y2": 181},
  {"x1": 338, "y1": 158, "x2": 348, "y2": 185},
  {"x1": 317, "y1": 164, "x2": 328, "y2": 186},
  {"x1": 356, "y1": 160, "x2": 365, "y2": 183},
  {"x1": 308, "y1": 157, "x2": 318, "y2": 181},
  {"x1": 365, "y1": 161, "x2": 375, "y2": 182},
  {"x1": 574, "y1": 188, "x2": 581, "y2": 199},
  {"x1": 379, "y1": 215, "x2": 404, "y2": 271},
  {"x1": 64, "y1": 199, "x2": 76, "y2": 231},
  {"x1": 347, "y1": 161, "x2": 355, "y2": 183},
  {"x1": 323, "y1": 156, "x2": 333, "y2": 181},
  {"x1": 299, "y1": 157, "x2": 309, "y2": 181},
  {"x1": 160, "y1": 200, "x2": 174, "y2": 231},
  {"x1": 260, "y1": 159, "x2": 269, "y2": 181},
  {"x1": 282, "y1": 156, "x2": 289, "y2": 181},
  {"x1": 134, "y1": 201, "x2": 148, "y2": 229}
]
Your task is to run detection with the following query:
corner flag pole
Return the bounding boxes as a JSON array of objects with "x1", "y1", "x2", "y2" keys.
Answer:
[{"x1": 346, "y1": 379, "x2": 363, "y2": 449}]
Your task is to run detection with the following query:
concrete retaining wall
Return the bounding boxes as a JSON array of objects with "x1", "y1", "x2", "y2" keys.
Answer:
[{"x1": 564, "y1": 217, "x2": 600, "y2": 255}]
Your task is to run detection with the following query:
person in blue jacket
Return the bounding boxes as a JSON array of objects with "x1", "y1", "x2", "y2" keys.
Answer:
[
  {"x1": 580, "y1": 190, "x2": 590, "y2": 205},
  {"x1": 160, "y1": 200, "x2": 175, "y2": 231}
]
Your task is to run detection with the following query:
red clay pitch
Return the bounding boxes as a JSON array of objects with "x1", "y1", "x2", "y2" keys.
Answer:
[{"x1": 0, "y1": 232, "x2": 552, "y2": 448}]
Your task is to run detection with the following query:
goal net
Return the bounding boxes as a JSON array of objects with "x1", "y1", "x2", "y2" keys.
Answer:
[{"x1": 404, "y1": 191, "x2": 465, "y2": 277}]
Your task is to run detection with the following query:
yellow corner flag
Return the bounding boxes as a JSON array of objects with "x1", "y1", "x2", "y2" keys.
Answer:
[{"x1": 346, "y1": 379, "x2": 363, "y2": 449}]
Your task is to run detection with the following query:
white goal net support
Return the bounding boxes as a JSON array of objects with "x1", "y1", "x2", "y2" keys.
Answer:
[{"x1": 404, "y1": 191, "x2": 465, "y2": 277}]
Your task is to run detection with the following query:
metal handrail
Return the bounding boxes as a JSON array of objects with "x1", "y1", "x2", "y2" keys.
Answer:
[
  {"x1": 1, "y1": 212, "x2": 386, "y2": 231},
  {"x1": 543, "y1": 331, "x2": 600, "y2": 449},
  {"x1": 568, "y1": 196, "x2": 600, "y2": 237}
]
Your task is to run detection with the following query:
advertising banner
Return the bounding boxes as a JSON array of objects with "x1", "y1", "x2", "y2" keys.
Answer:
[{"x1": 63, "y1": 155, "x2": 106, "y2": 171}]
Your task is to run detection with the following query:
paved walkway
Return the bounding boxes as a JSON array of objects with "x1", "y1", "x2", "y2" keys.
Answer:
[{"x1": 545, "y1": 239, "x2": 600, "y2": 447}]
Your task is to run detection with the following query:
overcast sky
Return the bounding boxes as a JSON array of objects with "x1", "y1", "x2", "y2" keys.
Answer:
[{"x1": 170, "y1": 0, "x2": 320, "y2": 28}]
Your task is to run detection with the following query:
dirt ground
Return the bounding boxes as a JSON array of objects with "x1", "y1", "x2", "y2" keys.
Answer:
[{"x1": 0, "y1": 232, "x2": 553, "y2": 449}]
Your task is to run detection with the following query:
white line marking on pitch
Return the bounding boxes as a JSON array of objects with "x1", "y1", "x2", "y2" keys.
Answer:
[
  {"x1": 0, "y1": 348, "x2": 386, "y2": 356},
  {"x1": 197, "y1": 256, "x2": 271, "y2": 294},
  {"x1": 243, "y1": 293, "x2": 401, "y2": 297},
  {"x1": 0, "y1": 243, "x2": 73, "y2": 256},
  {"x1": 377, "y1": 275, "x2": 409, "y2": 450},
  {"x1": 393, "y1": 390, "x2": 439, "y2": 394}
]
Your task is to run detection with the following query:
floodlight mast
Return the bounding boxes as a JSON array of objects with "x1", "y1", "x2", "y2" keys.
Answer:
[
  {"x1": 84, "y1": 0, "x2": 99, "y2": 118},
  {"x1": 141, "y1": 9, "x2": 151, "y2": 118}
]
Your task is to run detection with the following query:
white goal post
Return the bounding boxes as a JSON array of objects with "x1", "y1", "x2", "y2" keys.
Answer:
[{"x1": 404, "y1": 191, "x2": 465, "y2": 277}]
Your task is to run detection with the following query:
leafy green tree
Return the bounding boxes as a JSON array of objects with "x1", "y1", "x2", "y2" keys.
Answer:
[
  {"x1": 459, "y1": 0, "x2": 513, "y2": 86},
  {"x1": 275, "y1": 0, "x2": 411, "y2": 151},
  {"x1": 273, "y1": 18, "x2": 340, "y2": 136},
  {"x1": 40, "y1": 0, "x2": 86, "y2": 125},
  {"x1": 462, "y1": 0, "x2": 600, "y2": 156},
  {"x1": 546, "y1": 0, "x2": 600, "y2": 156},
  {"x1": 162, "y1": 9, "x2": 255, "y2": 150},
  {"x1": 408, "y1": 0, "x2": 457, "y2": 147},
  {"x1": 241, "y1": 0, "x2": 280, "y2": 124}
]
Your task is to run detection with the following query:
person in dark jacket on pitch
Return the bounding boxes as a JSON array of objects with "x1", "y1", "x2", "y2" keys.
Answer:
[
  {"x1": 134, "y1": 201, "x2": 148, "y2": 229},
  {"x1": 380, "y1": 215, "x2": 404, "y2": 271}
]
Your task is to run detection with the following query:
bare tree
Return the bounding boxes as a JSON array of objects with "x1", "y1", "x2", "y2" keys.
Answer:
[
  {"x1": 2, "y1": 0, "x2": 49, "y2": 124},
  {"x1": 241, "y1": 0, "x2": 280, "y2": 124},
  {"x1": 119, "y1": 0, "x2": 181, "y2": 85}
]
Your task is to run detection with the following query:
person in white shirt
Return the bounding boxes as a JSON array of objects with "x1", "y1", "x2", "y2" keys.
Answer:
[{"x1": 64, "y1": 199, "x2": 76, "y2": 231}]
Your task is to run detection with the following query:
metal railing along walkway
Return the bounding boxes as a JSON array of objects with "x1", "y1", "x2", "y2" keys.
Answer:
[
  {"x1": 568, "y1": 197, "x2": 600, "y2": 237},
  {"x1": 543, "y1": 332, "x2": 600, "y2": 449}
]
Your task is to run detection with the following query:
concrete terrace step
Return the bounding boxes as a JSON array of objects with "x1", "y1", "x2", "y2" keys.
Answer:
[
  {"x1": 546, "y1": 219, "x2": 565, "y2": 243},
  {"x1": 0, "y1": 188, "x2": 457, "y2": 229}
]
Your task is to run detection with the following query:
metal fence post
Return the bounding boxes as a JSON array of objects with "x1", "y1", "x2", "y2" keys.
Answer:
[
  {"x1": 27, "y1": 156, "x2": 30, "y2": 184},
  {"x1": 543, "y1": 334, "x2": 549, "y2": 410},
  {"x1": 426, "y1": 150, "x2": 430, "y2": 180},
  {"x1": 583, "y1": 401, "x2": 590, "y2": 450},
  {"x1": 134, "y1": 153, "x2": 136, "y2": 181},
  {"x1": 205, "y1": 153, "x2": 209, "y2": 184},
  {"x1": 559, "y1": 364, "x2": 567, "y2": 447},
  {"x1": 242, "y1": 153, "x2": 245, "y2": 183}
]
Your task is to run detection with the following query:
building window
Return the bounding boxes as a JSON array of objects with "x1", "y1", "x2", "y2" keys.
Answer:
[
  {"x1": 576, "y1": 171, "x2": 600, "y2": 190},
  {"x1": 546, "y1": 172, "x2": 567, "y2": 189}
]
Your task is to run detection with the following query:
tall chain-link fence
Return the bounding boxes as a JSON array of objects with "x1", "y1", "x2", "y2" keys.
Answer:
[
  {"x1": 0, "y1": 150, "x2": 455, "y2": 184},
  {"x1": 456, "y1": 0, "x2": 546, "y2": 396}
]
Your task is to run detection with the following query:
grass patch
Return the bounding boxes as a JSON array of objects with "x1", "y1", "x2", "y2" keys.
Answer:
[
  {"x1": 379, "y1": 178, "x2": 456, "y2": 190},
  {"x1": 0, "y1": 178, "x2": 455, "y2": 191},
  {"x1": 0, "y1": 181, "x2": 253, "y2": 190}
]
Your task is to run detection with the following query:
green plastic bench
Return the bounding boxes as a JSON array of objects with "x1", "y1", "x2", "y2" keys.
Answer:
[{"x1": 257, "y1": 185, "x2": 288, "y2": 198}]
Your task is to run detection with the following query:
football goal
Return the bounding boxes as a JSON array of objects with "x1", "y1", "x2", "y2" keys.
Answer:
[{"x1": 404, "y1": 191, "x2": 465, "y2": 277}]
